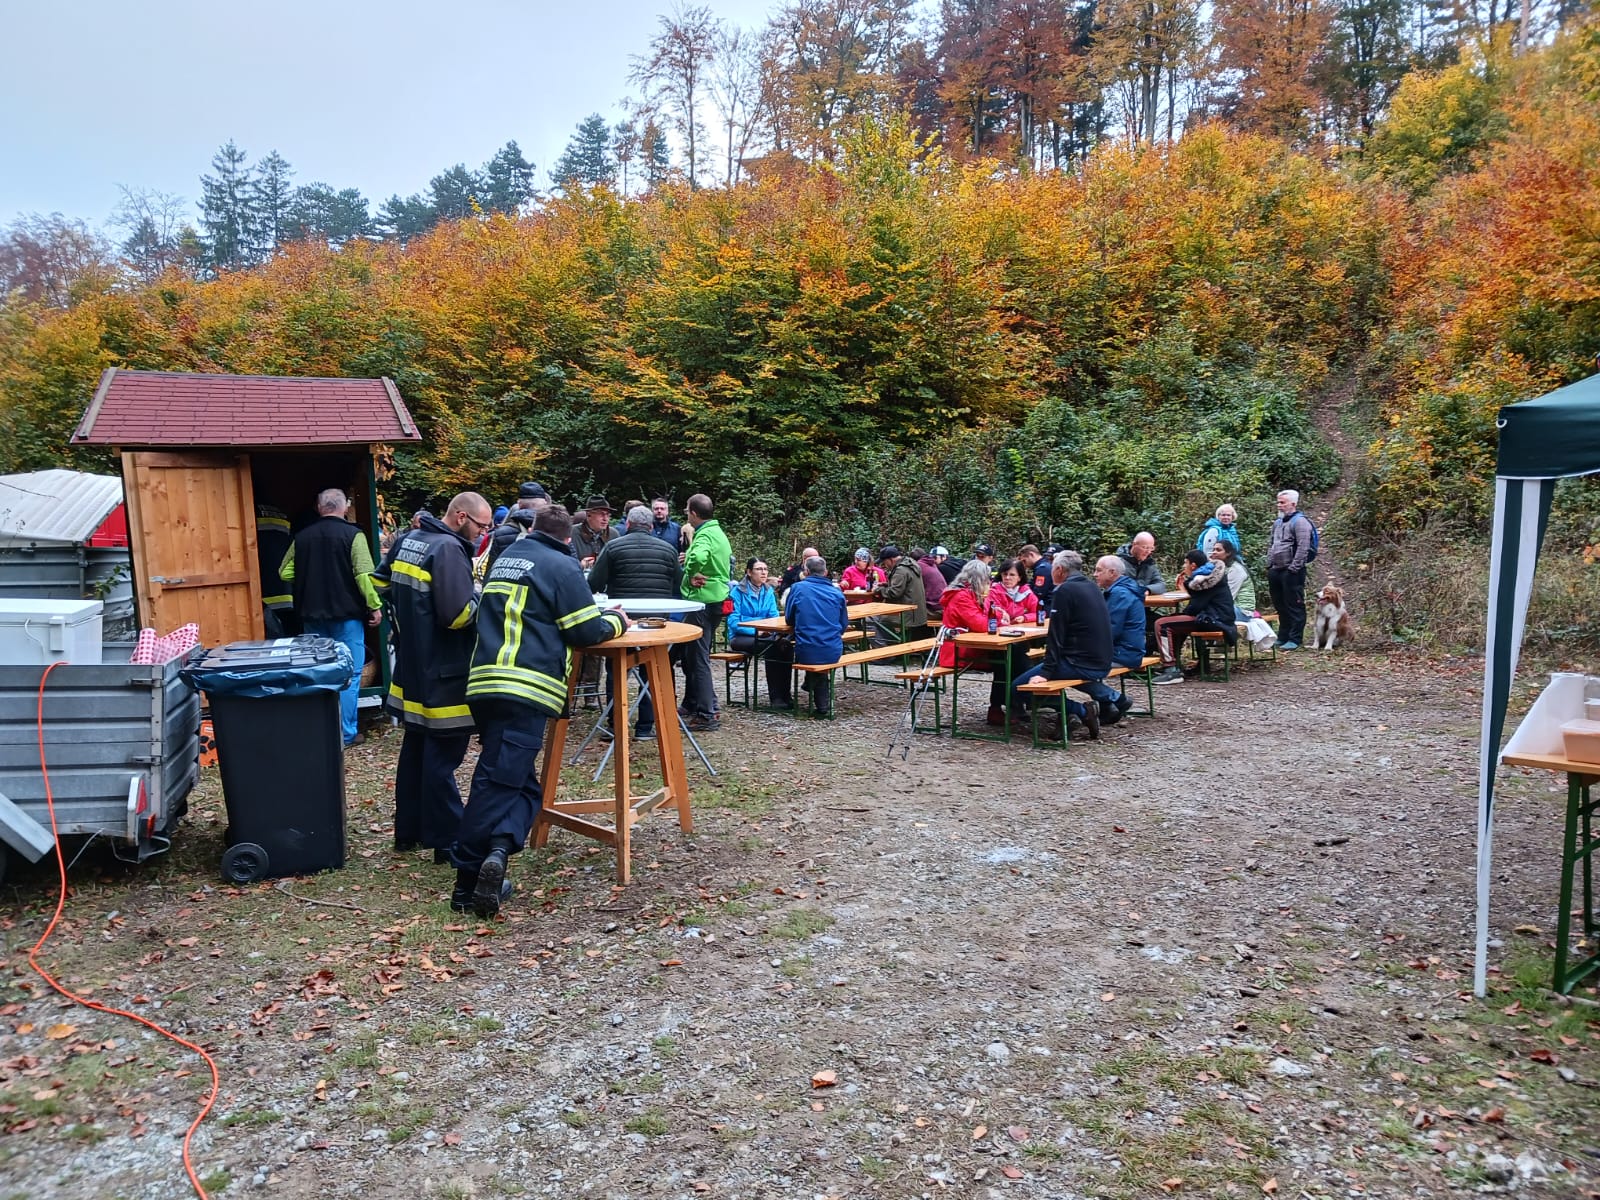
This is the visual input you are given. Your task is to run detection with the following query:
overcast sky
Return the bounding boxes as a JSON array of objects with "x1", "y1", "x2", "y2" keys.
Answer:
[{"x1": 1, "y1": 0, "x2": 781, "y2": 229}]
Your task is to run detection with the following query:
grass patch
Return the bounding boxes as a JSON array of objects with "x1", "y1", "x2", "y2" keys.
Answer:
[
  {"x1": 697, "y1": 778, "x2": 781, "y2": 817},
  {"x1": 651, "y1": 1035, "x2": 679, "y2": 1059},
  {"x1": 625, "y1": 1108, "x2": 669, "y2": 1136},
  {"x1": 860, "y1": 1155, "x2": 893, "y2": 1179},
  {"x1": 560, "y1": 1108, "x2": 590, "y2": 1128},
  {"x1": 198, "y1": 1169, "x2": 232, "y2": 1193},
  {"x1": 768, "y1": 909, "x2": 835, "y2": 940},
  {"x1": 335, "y1": 1031, "x2": 380, "y2": 1071}
]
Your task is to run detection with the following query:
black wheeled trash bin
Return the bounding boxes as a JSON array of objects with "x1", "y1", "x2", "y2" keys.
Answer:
[{"x1": 184, "y1": 637, "x2": 354, "y2": 884}]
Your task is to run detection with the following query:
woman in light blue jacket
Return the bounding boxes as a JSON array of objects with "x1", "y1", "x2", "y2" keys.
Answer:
[{"x1": 725, "y1": 558, "x2": 792, "y2": 708}]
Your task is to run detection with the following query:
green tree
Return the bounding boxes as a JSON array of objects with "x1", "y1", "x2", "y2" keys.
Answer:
[
  {"x1": 1359, "y1": 49, "x2": 1508, "y2": 190},
  {"x1": 198, "y1": 140, "x2": 258, "y2": 272},
  {"x1": 429, "y1": 165, "x2": 482, "y2": 220},
  {"x1": 378, "y1": 193, "x2": 438, "y2": 242},
  {"x1": 551, "y1": 115, "x2": 617, "y2": 190},
  {"x1": 288, "y1": 183, "x2": 372, "y2": 246},
  {"x1": 252, "y1": 150, "x2": 296, "y2": 253},
  {"x1": 482, "y1": 140, "x2": 537, "y2": 212},
  {"x1": 1320, "y1": 0, "x2": 1414, "y2": 147}
]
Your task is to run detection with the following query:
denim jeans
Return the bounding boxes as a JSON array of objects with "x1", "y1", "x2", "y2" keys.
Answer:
[
  {"x1": 303, "y1": 617, "x2": 365, "y2": 745},
  {"x1": 1012, "y1": 660, "x2": 1118, "y2": 720}
]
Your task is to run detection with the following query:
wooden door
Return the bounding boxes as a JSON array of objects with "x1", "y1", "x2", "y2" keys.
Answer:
[{"x1": 123, "y1": 451, "x2": 263, "y2": 643}]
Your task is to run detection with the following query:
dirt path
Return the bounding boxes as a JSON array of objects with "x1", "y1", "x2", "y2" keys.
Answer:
[
  {"x1": 1305, "y1": 364, "x2": 1363, "y2": 540},
  {"x1": 2, "y1": 651, "x2": 1596, "y2": 1199}
]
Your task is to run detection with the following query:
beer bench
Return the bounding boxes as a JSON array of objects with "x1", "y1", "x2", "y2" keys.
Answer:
[
  {"x1": 789, "y1": 637, "x2": 940, "y2": 718},
  {"x1": 1014, "y1": 656, "x2": 1163, "y2": 748}
]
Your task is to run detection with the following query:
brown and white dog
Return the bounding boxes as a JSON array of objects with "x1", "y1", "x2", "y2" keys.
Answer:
[{"x1": 1311, "y1": 584, "x2": 1355, "y2": 650}]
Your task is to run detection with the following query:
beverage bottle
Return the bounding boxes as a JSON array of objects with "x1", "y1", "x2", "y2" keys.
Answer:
[
  {"x1": 1036, "y1": 603, "x2": 1046, "y2": 627},
  {"x1": 986, "y1": 604, "x2": 998, "y2": 636}
]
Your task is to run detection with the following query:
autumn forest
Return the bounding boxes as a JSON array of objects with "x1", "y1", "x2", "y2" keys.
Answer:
[{"x1": 1, "y1": 1, "x2": 1597, "y2": 644}]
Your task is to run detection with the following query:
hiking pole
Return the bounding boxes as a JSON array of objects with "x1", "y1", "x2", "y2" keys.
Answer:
[{"x1": 887, "y1": 624, "x2": 962, "y2": 760}]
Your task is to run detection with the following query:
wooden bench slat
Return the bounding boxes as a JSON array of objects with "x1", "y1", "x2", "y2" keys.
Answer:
[
  {"x1": 710, "y1": 652, "x2": 746, "y2": 663},
  {"x1": 792, "y1": 638, "x2": 938, "y2": 673},
  {"x1": 894, "y1": 666, "x2": 955, "y2": 680}
]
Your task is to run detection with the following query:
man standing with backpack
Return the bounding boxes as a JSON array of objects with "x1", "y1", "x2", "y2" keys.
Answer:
[{"x1": 1268, "y1": 489, "x2": 1316, "y2": 650}]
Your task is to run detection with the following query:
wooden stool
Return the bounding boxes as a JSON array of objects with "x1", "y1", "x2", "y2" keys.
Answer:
[{"x1": 534, "y1": 621, "x2": 702, "y2": 884}]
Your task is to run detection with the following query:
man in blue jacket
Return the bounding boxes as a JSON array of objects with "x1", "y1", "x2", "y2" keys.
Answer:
[
  {"x1": 649, "y1": 497, "x2": 682, "y2": 550},
  {"x1": 1093, "y1": 555, "x2": 1146, "y2": 727},
  {"x1": 784, "y1": 556, "x2": 849, "y2": 717}
]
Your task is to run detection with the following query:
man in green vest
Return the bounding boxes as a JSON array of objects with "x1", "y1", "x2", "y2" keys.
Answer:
[{"x1": 679, "y1": 492, "x2": 732, "y2": 731}]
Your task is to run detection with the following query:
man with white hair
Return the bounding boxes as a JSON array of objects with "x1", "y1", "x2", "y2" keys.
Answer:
[
  {"x1": 1092, "y1": 554, "x2": 1144, "y2": 726},
  {"x1": 1268, "y1": 489, "x2": 1313, "y2": 650},
  {"x1": 1197, "y1": 504, "x2": 1241, "y2": 555},
  {"x1": 280, "y1": 487, "x2": 384, "y2": 746}
]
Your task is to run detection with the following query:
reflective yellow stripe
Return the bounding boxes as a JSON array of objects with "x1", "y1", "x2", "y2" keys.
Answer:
[
  {"x1": 500, "y1": 586, "x2": 527, "y2": 668},
  {"x1": 386, "y1": 683, "x2": 472, "y2": 721},
  {"x1": 555, "y1": 603, "x2": 602, "y2": 630},
  {"x1": 447, "y1": 600, "x2": 474, "y2": 631},
  {"x1": 467, "y1": 666, "x2": 567, "y2": 706},
  {"x1": 390, "y1": 559, "x2": 432, "y2": 585},
  {"x1": 258, "y1": 516, "x2": 290, "y2": 532},
  {"x1": 262, "y1": 592, "x2": 292, "y2": 606}
]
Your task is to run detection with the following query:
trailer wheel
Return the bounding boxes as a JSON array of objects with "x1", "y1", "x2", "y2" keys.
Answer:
[{"x1": 221, "y1": 842, "x2": 268, "y2": 884}]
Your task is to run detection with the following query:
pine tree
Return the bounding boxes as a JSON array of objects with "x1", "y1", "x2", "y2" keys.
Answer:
[
  {"x1": 198, "y1": 140, "x2": 258, "y2": 272},
  {"x1": 482, "y1": 141, "x2": 537, "y2": 213},
  {"x1": 289, "y1": 183, "x2": 373, "y2": 246},
  {"x1": 429, "y1": 165, "x2": 481, "y2": 221},
  {"x1": 551, "y1": 115, "x2": 617, "y2": 190},
  {"x1": 377, "y1": 194, "x2": 438, "y2": 242},
  {"x1": 252, "y1": 150, "x2": 295, "y2": 252},
  {"x1": 641, "y1": 118, "x2": 673, "y2": 190}
]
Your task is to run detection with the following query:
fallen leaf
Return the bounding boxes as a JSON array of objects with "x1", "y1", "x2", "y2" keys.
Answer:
[
  {"x1": 1101, "y1": 992, "x2": 1116, "y2": 1002},
  {"x1": 1261, "y1": 1179, "x2": 1279, "y2": 1195},
  {"x1": 44, "y1": 1024, "x2": 76, "y2": 1040},
  {"x1": 1007, "y1": 1126, "x2": 1029, "y2": 1142},
  {"x1": 660, "y1": 959, "x2": 683, "y2": 967},
  {"x1": 1001, "y1": 1166, "x2": 1023, "y2": 1180},
  {"x1": 1161, "y1": 1178, "x2": 1184, "y2": 1192},
  {"x1": 971, "y1": 1124, "x2": 987, "y2": 1140},
  {"x1": 443, "y1": 1132, "x2": 462, "y2": 1146},
  {"x1": 811, "y1": 1070, "x2": 837, "y2": 1089},
  {"x1": 1482, "y1": 1107, "x2": 1505, "y2": 1123},
  {"x1": 1529, "y1": 1049, "x2": 1556, "y2": 1064}
]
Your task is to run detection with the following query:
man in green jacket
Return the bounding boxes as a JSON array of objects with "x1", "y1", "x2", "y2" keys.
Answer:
[{"x1": 679, "y1": 492, "x2": 732, "y2": 731}]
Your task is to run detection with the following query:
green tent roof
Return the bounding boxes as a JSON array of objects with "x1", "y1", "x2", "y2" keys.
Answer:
[{"x1": 1497, "y1": 372, "x2": 1600, "y2": 479}]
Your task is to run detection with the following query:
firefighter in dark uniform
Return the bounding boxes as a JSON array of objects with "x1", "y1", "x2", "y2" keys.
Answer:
[
  {"x1": 373, "y1": 492, "x2": 494, "y2": 864},
  {"x1": 456, "y1": 504, "x2": 628, "y2": 917},
  {"x1": 255, "y1": 502, "x2": 296, "y2": 637}
]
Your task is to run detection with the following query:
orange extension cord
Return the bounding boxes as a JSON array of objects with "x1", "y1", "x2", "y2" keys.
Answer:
[{"x1": 25, "y1": 660, "x2": 219, "y2": 1200}]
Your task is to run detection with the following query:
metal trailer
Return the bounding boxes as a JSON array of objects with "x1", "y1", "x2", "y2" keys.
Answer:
[{"x1": 0, "y1": 643, "x2": 200, "y2": 884}]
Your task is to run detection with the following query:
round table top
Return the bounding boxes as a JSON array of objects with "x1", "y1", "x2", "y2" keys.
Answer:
[
  {"x1": 585, "y1": 619, "x2": 704, "y2": 650},
  {"x1": 593, "y1": 595, "x2": 691, "y2": 616}
]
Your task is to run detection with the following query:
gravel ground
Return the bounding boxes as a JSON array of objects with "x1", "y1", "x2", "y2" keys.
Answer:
[{"x1": 2, "y1": 646, "x2": 1597, "y2": 1199}]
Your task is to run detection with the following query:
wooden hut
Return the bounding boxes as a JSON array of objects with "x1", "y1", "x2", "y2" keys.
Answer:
[{"x1": 72, "y1": 369, "x2": 422, "y2": 708}]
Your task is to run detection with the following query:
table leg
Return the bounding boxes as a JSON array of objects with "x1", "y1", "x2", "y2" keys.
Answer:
[
  {"x1": 646, "y1": 647, "x2": 693, "y2": 833},
  {"x1": 1553, "y1": 773, "x2": 1600, "y2": 993},
  {"x1": 534, "y1": 662, "x2": 580, "y2": 849},
  {"x1": 1001, "y1": 649, "x2": 1014, "y2": 745},
  {"x1": 611, "y1": 654, "x2": 632, "y2": 884}
]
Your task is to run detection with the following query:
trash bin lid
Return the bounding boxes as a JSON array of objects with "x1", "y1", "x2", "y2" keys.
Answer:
[{"x1": 192, "y1": 637, "x2": 348, "y2": 673}]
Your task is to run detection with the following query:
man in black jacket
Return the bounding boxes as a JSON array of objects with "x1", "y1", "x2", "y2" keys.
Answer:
[
  {"x1": 588, "y1": 506, "x2": 684, "y2": 738},
  {"x1": 460, "y1": 506, "x2": 628, "y2": 916},
  {"x1": 1010, "y1": 550, "x2": 1116, "y2": 740},
  {"x1": 279, "y1": 488, "x2": 385, "y2": 746},
  {"x1": 373, "y1": 492, "x2": 493, "y2": 860}
]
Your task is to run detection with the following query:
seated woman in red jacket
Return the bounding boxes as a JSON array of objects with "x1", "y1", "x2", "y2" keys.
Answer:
[
  {"x1": 989, "y1": 558, "x2": 1039, "y2": 624},
  {"x1": 937, "y1": 559, "x2": 1016, "y2": 726}
]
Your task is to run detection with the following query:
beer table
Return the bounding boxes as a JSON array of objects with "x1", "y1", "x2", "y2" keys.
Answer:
[
  {"x1": 534, "y1": 621, "x2": 701, "y2": 884},
  {"x1": 1144, "y1": 590, "x2": 1189, "y2": 610},
  {"x1": 744, "y1": 601, "x2": 915, "y2": 638},
  {"x1": 948, "y1": 622, "x2": 1052, "y2": 743},
  {"x1": 1499, "y1": 750, "x2": 1600, "y2": 993}
]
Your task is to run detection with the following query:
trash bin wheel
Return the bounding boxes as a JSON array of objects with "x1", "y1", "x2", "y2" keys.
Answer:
[{"x1": 221, "y1": 842, "x2": 269, "y2": 884}]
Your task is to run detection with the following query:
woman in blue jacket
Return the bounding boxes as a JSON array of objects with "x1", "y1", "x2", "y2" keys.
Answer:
[{"x1": 726, "y1": 558, "x2": 792, "y2": 708}]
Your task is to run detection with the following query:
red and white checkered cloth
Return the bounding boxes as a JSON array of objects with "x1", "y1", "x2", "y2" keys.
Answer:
[{"x1": 131, "y1": 623, "x2": 201, "y2": 664}]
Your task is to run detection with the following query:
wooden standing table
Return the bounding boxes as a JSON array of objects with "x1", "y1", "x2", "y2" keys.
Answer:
[
  {"x1": 1500, "y1": 751, "x2": 1600, "y2": 993},
  {"x1": 535, "y1": 621, "x2": 702, "y2": 884}
]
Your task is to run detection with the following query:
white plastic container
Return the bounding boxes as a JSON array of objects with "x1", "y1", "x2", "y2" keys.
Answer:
[{"x1": 0, "y1": 599, "x2": 104, "y2": 665}]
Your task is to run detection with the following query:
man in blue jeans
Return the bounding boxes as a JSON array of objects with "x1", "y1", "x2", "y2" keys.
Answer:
[
  {"x1": 280, "y1": 488, "x2": 384, "y2": 745},
  {"x1": 1012, "y1": 550, "x2": 1117, "y2": 740}
]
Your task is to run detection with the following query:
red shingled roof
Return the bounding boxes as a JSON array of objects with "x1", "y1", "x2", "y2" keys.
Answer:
[{"x1": 72, "y1": 369, "x2": 422, "y2": 447}]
